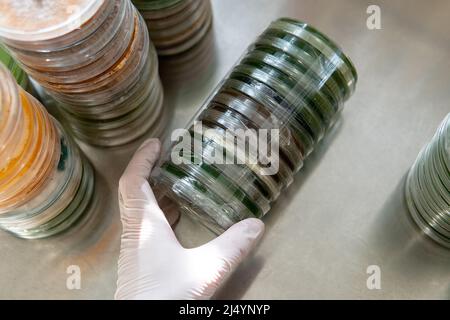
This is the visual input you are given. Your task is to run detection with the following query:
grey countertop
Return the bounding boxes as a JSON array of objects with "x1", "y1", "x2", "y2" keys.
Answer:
[{"x1": 0, "y1": 0, "x2": 449, "y2": 299}]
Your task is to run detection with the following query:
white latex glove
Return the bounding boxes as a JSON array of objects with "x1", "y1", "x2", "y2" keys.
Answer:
[{"x1": 115, "y1": 139, "x2": 265, "y2": 300}]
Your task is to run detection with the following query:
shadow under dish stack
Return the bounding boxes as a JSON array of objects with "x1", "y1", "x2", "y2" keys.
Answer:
[
  {"x1": 132, "y1": 0, "x2": 213, "y2": 56},
  {"x1": 154, "y1": 18, "x2": 357, "y2": 233},
  {"x1": 0, "y1": 65, "x2": 94, "y2": 239},
  {"x1": 0, "y1": 0, "x2": 163, "y2": 147},
  {"x1": 406, "y1": 114, "x2": 450, "y2": 248}
]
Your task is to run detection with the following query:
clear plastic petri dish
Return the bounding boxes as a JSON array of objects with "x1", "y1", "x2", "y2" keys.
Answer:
[
  {"x1": 438, "y1": 116, "x2": 450, "y2": 173},
  {"x1": 57, "y1": 57, "x2": 157, "y2": 119},
  {"x1": 153, "y1": 1, "x2": 213, "y2": 56},
  {"x1": 63, "y1": 80, "x2": 159, "y2": 132},
  {"x1": 405, "y1": 174, "x2": 450, "y2": 248},
  {"x1": 50, "y1": 40, "x2": 158, "y2": 111},
  {"x1": 12, "y1": 0, "x2": 123, "y2": 72},
  {"x1": 228, "y1": 70, "x2": 324, "y2": 146},
  {"x1": 240, "y1": 53, "x2": 337, "y2": 128},
  {"x1": 5, "y1": 155, "x2": 94, "y2": 239},
  {"x1": 69, "y1": 79, "x2": 161, "y2": 135},
  {"x1": 0, "y1": 100, "x2": 60, "y2": 211},
  {"x1": 0, "y1": 141, "x2": 79, "y2": 227},
  {"x1": 146, "y1": 0, "x2": 204, "y2": 31},
  {"x1": 423, "y1": 141, "x2": 450, "y2": 204},
  {"x1": 211, "y1": 91, "x2": 304, "y2": 172},
  {"x1": 190, "y1": 133, "x2": 273, "y2": 213},
  {"x1": 133, "y1": 0, "x2": 184, "y2": 12},
  {"x1": 255, "y1": 32, "x2": 350, "y2": 103},
  {"x1": 0, "y1": 90, "x2": 53, "y2": 205},
  {"x1": 32, "y1": 7, "x2": 138, "y2": 88},
  {"x1": 266, "y1": 19, "x2": 357, "y2": 99},
  {"x1": 0, "y1": 126, "x2": 78, "y2": 222},
  {"x1": 198, "y1": 105, "x2": 296, "y2": 185},
  {"x1": 244, "y1": 48, "x2": 342, "y2": 115},
  {"x1": 159, "y1": 161, "x2": 254, "y2": 231},
  {"x1": 147, "y1": 0, "x2": 207, "y2": 43},
  {"x1": 136, "y1": 0, "x2": 213, "y2": 56},
  {"x1": 0, "y1": 0, "x2": 105, "y2": 43},
  {"x1": 221, "y1": 77, "x2": 315, "y2": 158},
  {"x1": 158, "y1": 25, "x2": 214, "y2": 81},
  {"x1": 406, "y1": 170, "x2": 450, "y2": 240},
  {"x1": 174, "y1": 155, "x2": 263, "y2": 219},
  {"x1": 411, "y1": 159, "x2": 450, "y2": 234},
  {"x1": 189, "y1": 122, "x2": 287, "y2": 200},
  {"x1": 69, "y1": 81, "x2": 164, "y2": 146},
  {"x1": 234, "y1": 60, "x2": 329, "y2": 133}
]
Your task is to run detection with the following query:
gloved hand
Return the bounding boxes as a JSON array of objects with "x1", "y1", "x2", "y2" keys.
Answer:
[{"x1": 115, "y1": 139, "x2": 265, "y2": 300}]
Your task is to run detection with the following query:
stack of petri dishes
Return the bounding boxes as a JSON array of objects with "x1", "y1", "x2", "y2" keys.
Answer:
[
  {"x1": 0, "y1": 0, "x2": 164, "y2": 147},
  {"x1": 0, "y1": 65, "x2": 94, "y2": 239},
  {"x1": 405, "y1": 114, "x2": 450, "y2": 248},
  {"x1": 154, "y1": 18, "x2": 357, "y2": 233},
  {"x1": 132, "y1": 0, "x2": 213, "y2": 56},
  {"x1": 158, "y1": 23, "x2": 215, "y2": 83},
  {"x1": 0, "y1": 45, "x2": 30, "y2": 91}
]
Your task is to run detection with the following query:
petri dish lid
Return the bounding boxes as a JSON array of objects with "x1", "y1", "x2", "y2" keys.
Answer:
[
  {"x1": 444, "y1": 114, "x2": 450, "y2": 165},
  {"x1": 0, "y1": 0, "x2": 104, "y2": 41},
  {"x1": 132, "y1": 0, "x2": 183, "y2": 11}
]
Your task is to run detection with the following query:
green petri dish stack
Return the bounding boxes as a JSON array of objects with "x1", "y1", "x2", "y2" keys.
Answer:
[
  {"x1": 0, "y1": 45, "x2": 30, "y2": 91},
  {"x1": 405, "y1": 114, "x2": 450, "y2": 248},
  {"x1": 154, "y1": 18, "x2": 358, "y2": 233},
  {"x1": 0, "y1": 65, "x2": 94, "y2": 239},
  {"x1": 132, "y1": 0, "x2": 213, "y2": 56},
  {"x1": 0, "y1": 0, "x2": 164, "y2": 147}
]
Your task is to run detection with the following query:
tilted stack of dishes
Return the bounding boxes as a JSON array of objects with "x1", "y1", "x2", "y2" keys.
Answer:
[{"x1": 154, "y1": 18, "x2": 358, "y2": 233}]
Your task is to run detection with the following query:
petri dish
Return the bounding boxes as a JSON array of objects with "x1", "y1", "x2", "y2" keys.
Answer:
[{"x1": 0, "y1": 0, "x2": 105, "y2": 42}]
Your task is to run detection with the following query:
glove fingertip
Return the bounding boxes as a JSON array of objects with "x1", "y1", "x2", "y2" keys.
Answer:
[
  {"x1": 234, "y1": 218, "x2": 265, "y2": 242},
  {"x1": 138, "y1": 138, "x2": 161, "y2": 152}
]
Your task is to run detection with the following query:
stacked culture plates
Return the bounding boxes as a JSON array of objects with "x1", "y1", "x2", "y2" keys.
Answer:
[
  {"x1": 0, "y1": 0, "x2": 164, "y2": 147},
  {"x1": 154, "y1": 18, "x2": 358, "y2": 233},
  {"x1": 406, "y1": 114, "x2": 450, "y2": 248},
  {"x1": 132, "y1": 0, "x2": 213, "y2": 56},
  {"x1": 0, "y1": 65, "x2": 94, "y2": 239}
]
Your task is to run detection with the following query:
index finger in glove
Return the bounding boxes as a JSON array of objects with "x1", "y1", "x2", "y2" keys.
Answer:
[{"x1": 119, "y1": 138, "x2": 161, "y2": 204}]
